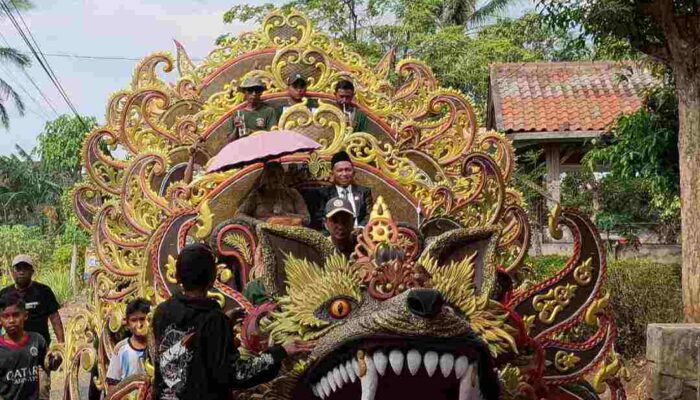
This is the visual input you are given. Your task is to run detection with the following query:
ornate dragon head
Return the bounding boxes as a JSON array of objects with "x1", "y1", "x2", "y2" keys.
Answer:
[{"x1": 242, "y1": 197, "x2": 517, "y2": 400}]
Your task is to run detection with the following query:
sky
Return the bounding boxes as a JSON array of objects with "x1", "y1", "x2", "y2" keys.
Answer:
[{"x1": 0, "y1": 0, "x2": 532, "y2": 156}]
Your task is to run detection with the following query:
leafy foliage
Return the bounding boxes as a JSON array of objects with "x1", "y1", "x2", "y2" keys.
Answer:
[
  {"x1": 37, "y1": 115, "x2": 97, "y2": 184},
  {"x1": 0, "y1": 47, "x2": 30, "y2": 129},
  {"x1": 0, "y1": 146, "x2": 63, "y2": 226},
  {"x1": 584, "y1": 85, "x2": 679, "y2": 216},
  {"x1": 0, "y1": 0, "x2": 33, "y2": 129}
]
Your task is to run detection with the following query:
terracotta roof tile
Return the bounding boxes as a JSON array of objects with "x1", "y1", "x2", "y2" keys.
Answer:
[{"x1": 489, "y1": 62, "x2": 656, "y2": 133}]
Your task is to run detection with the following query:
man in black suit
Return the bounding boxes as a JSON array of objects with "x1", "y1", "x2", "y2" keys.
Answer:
[{"x1": 310, "y1": 151, "x2": 373, "y2": 231}]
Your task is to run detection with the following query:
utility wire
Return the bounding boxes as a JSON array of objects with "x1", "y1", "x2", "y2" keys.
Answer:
[
  {"x1": 0, "y1": 61, "x2": 52, "y2": 120},
  {"x1": 0, "y1": 30, "x2": 60, "y2": 117},
  {"x1": 43, "y1": 52, "x2": 205, "y2": 62},
  {"x1": 1, "y1": 0, "x2": 90, "y2": 130}
]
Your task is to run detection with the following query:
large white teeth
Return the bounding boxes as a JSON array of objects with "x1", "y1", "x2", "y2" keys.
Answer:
[
  {"x1": 389, "y1": 350, "x2": 404, "y2": 375},
  {"x1": 423, "y1": 351, "x2": 438, "y2": 377},
  {"x1": 458, "y1": 363, "x2": 475, "y2": 400},
  {"x1": 312, "y1": 351, "x2": 478, "y2": 400},
  {"x1": 338, "y1": 363, "x2": 349, "y2": 384},
  {"x1": 440, "y1": 353, "x2": 455, "y2": 378},
  {"x1": 372, "y1": 351, "x2": 388, "y2": 376},
  {"x1": 333, "y1": 368, "x2": 343, "y2": 390},
  {"x1": 320, "y1": 376, "x2": 331, "y2": 398},
  {"x1": 327, "y1": 370, "x2": 337, "y2": 392},
  {"x1": 455, "y1": 356, "x2": 469, "y2": 379},
  {"x1": 407, "y1": 349, "x2": 421, "y2": 375},
  {"x1": 346, "y1": 360, "x2": 357, "y2": 383},
  {"x1": 360, "y1": 354, "x2": 378, "y2": 400}
]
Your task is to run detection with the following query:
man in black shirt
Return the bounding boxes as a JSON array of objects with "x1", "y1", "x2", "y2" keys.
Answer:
[
  {"x1": 0, "y1": 254, "x2": 64, "y2": 399},
  {"x1": 153, "y1": 244, "x2": 315, "y2": 400},
  {"x1": 0, "y1": 293, "x2": 48, "y2": 400}
]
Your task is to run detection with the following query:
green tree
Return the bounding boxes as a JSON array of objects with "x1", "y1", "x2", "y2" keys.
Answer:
[
  {"x1": 0, "y1": 114, "x2": 95, "y2": 227},
  {"x1": 0, "y1": 0, "x2": 33, "y2": 129},
  {"x1": 584, "y1": 84, "x2": 679, "y2": 216},
  {"x1": 0, "y1": 146, "x2": 62, "y2": 226},
  {"x1": 540, "y1": 0, "x2": 700, "y2": 321},
  {"x1": 0, "y1": 47, "x2": 29, "y2": 129},
  {"x1": 36, "y1": 114, "x2": 97, "y2": 185},
  {"x1": 221, "y1": 0, "x2": 523, "y2": 58}
]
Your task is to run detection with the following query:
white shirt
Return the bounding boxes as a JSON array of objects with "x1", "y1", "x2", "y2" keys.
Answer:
[
  {"x1": 335, "y1": 185, "x2": 359, "y2": 227},
  {"x1": 106, "y1": 338, "x2": 146, "y2": 383}
]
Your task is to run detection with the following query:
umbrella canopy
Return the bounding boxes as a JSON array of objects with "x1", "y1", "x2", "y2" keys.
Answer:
[{"x1": 206, "y1": 130, "x2": 321, "y2": 173}]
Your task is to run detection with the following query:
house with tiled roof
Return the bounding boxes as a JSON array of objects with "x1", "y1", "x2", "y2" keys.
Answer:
[{"x1": 486, "y1": 61, "x2": 657, "y2": 203}]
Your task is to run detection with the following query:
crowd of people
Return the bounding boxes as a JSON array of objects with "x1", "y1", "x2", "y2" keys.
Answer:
[{"x1": 0, "y1": 76, "x2": 375, "y2": 400}]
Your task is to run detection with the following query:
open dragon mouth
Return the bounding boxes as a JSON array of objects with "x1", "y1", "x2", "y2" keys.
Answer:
[{"x1": 295, "y1": 335, "x2": 500, "y2": 400}]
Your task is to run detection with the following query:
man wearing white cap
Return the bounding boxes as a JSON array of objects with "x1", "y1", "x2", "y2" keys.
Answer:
[
  {"x1": 324, "y1": 197, "x2": 358, "y2": 259},
  {"x1": 0, "y1": 254, "x2": 64, "y2": 399}
]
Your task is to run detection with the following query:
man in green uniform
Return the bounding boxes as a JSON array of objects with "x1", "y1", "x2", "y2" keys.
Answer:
[
  {"x1": 275, "y1": 74, "x2": 319, "y2": 119},
  {"x1": 231, "y1": 76, "x2": 279, "y2": 140},
  {"x1": 335, "y1": 79, "x2": 368, "y2": 133}
]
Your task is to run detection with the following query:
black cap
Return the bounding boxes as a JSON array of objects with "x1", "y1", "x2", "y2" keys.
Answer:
[
  {"x1": 331, "y1": 151, "x2": 352, "y2": 167},
  {"x1": 325, "y1": 197, "x2": 355, "y2": 218}
]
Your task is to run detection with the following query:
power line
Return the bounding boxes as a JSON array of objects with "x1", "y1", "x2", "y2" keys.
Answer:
[
  {"x1": 0, "y1": 61, "x2": 52, "y2": 120},
  {"x1": 43, "y1": 52, "x2": 205, "y2": 62},
  {"x1": 0, "y1": 30, "x2": 60, "y2": 118},
  {"x1": 1, "y1": 0, "x2": 89, "y2": 130}
]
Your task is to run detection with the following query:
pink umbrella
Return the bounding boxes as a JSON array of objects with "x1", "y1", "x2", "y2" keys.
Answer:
[{"x1": 206, "y1": 130, "x2": 321, "y2": 173}]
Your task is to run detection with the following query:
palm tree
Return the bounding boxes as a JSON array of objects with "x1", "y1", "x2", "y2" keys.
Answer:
[
  {"x1": 437, "y1": 0, "x2": 518, "y2": 27},
  {"x1": 0, "y1": 47, "x2": 30, "y2": 129}
]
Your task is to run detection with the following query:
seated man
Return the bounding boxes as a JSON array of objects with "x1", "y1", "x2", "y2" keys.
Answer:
[
  {"x1": 244, "y1": 197, "x2": 357, "y2": 306},
  {"x1": 276, "y1": 74, "x2": 318, "y2": 117},
  {"x1": 231, "y1": 76, "x2": 278, "y2": 139},
  {"x1": 334, "y1": 79, "x2": 367, "y2": 133},
  {"x1": 324, "y1": 197, "x2": 358, "y2": 259},
  {"x1": 237, "y1": 162, "x2": 310, "y2": 226},
  {"x1": 310, "y1": 151, "x2": 373, "y2": 230}
]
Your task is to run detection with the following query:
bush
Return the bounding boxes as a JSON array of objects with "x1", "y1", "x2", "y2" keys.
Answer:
[
  {"x1": 522, "y1": 256, "x2": 682, "y2": 358},
  {"x1": 607, "y1": 259, "x2": 682, "y2": 357}
]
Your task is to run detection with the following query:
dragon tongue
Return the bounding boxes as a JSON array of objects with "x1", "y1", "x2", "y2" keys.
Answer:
[{"x1": 359, "y1": 352, "x2": 378, "y2": 400}]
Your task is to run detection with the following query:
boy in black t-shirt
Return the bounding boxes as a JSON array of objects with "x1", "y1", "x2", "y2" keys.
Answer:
[
  {"x1": 153, "y1": 244, "x2": 315, "y2": 400},
  {"x1": 0, "y1": 254, "x2": 63, "y2": 400},
  {"x1": 0, "y1": 293, "x2": 48, "y2": 400}
]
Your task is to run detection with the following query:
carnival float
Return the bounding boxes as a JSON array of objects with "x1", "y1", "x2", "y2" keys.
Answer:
[{"x1": 56, "y1": 9, "x2": 628, "y2": 400}]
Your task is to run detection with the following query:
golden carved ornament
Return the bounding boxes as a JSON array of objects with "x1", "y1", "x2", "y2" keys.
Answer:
[
  {"x1": 554, "y1": 351, "x2": 581, "y2": 372},
  {"x1": 532, "y1": 284, "x2": 578, "y2": 324}
]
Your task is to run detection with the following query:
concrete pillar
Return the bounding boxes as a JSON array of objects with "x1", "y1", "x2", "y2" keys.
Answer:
[{"x1": 646, "y1": 324, "x2": 700, "y2": 400}]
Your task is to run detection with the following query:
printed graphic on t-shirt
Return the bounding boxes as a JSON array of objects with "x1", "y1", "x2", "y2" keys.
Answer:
[
  {"x1": 4, "y1": 365, "x2": 39, "y2": 385},
  {"x1": 158, "y1": 325, "x2": 193, "y2": 399}
]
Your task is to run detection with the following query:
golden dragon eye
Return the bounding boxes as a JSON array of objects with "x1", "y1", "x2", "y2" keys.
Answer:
[{"x1": 328, "y1": 299, "x2": 351, "y2": 319}]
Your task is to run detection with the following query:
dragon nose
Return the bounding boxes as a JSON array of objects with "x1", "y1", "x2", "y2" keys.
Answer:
[{"x1": 406, "y1": 289, "x2": 444, "y2": 318}]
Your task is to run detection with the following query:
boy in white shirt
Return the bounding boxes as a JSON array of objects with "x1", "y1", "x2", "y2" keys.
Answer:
[{"x1": 105, "y1": 298, "x2": 150, "y2": 393}]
